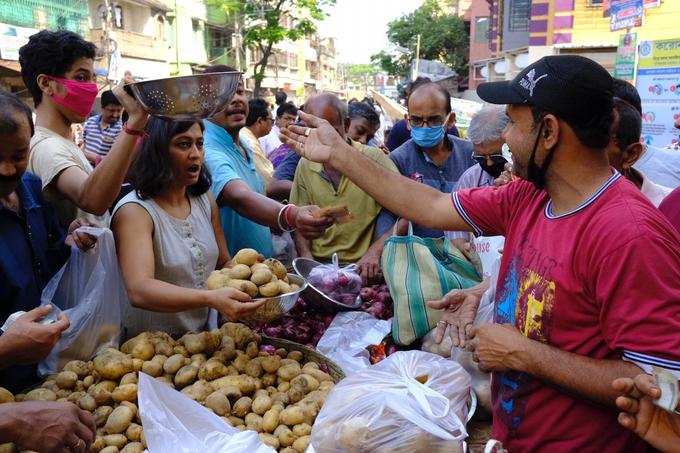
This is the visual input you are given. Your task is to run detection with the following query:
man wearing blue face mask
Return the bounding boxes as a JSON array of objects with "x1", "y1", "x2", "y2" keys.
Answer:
[{"x1": 376, "y1": 82, "x2": 475, "y2": 239}]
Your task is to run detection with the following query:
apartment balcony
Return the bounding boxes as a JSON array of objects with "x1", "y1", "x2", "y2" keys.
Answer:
[{"x1": 91, "y1": 27, "x2": 167, "y2": 62}]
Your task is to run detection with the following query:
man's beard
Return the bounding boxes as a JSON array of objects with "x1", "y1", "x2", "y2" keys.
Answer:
[{"x1": 512, "y1": 123, "x2": 556, "y2": 190}]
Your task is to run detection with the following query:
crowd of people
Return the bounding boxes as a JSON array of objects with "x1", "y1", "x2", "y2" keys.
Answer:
[{"x1": 0, "y1": 28, "x2": 678, "y2": 452}]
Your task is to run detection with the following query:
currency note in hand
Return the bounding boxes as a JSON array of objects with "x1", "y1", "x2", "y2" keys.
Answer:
[{"x1": 652, "y1": 366, "x2": 679, "y2": 413}]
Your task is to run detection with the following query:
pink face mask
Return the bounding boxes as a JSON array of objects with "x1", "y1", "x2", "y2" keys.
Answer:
[{"x1": 47, "y1": 76, "x2": 98, "y2": 117}]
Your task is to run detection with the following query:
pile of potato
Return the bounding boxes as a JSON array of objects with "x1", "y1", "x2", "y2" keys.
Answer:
[
  {"x1": 206, "y1": 249, "x2": 300, "y2": 299},
  {"x1": 0, "y1": 322, "x2": 335, "y2": 453}
]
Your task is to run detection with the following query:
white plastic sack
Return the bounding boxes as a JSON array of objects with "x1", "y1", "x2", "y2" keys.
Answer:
[
  {"x1": 311, "y1": 350, "x2": 470, "y2": 453},
  {"x1": 38, "y1": 227, "x2": 125, "y2": 376},
  {"x1": 470, "y1": 235, "x2": 504, "y2": 280},
  {"x1": 138, "y1": 373, "x2": 275, "y2": 453},
  {"x1": 316, "y1": 311, "x2": 392, "y2": 375}
]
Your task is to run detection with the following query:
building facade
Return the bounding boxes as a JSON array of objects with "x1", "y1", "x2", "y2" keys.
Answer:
[
  {"x1": 467, "y1": 0, "x2": 493, "y2": 91},
  {"x1": 0, "y1": 0, "x2": 339, "y2": 102},
  {"x1": 470, "y1": 0, "x2": 680, "y2": 89},
  {"x1": 163, "y1": 0, "x2": 209, "y2": 75},
  {"x1": 89, "y1": 0, "x2": 172, "y2": 81},
  {"x1": 0, "y1": 0, "x2": 91, "y2": 99},
  {"x1": 204, "y1": 3, "x2": 240, "y2": 69},
  {"x1": 202, "y1": 6, "x2": 340, "y2": 102}
]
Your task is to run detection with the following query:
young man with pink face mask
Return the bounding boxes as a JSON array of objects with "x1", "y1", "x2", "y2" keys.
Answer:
[{"x1": 19, "y1": 30, "x2": 148, "y2": 228}]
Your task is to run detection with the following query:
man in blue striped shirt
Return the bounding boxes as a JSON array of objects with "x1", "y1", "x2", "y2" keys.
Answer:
[{"x1": 83, "y1": 90, "x2": 123, "y2": 165}]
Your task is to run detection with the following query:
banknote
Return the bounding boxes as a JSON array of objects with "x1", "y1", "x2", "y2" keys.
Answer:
[{"x1": 653, "y1": 366, "x2": 679, "y2": 413}]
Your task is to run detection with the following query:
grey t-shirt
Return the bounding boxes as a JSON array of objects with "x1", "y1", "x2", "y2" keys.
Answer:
[
  {"x1": 376, "y1": 135, "x2": 475, "y2": 238},
  {"x1": 634, "y1": 145, "x2": 680, "y2": 189},
  {"x1": 113, "y1": 191, "x2": 219, "y2": 338}
]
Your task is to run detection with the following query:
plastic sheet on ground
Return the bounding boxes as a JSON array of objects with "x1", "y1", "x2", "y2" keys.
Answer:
[
  {"x1": 316, "y1": 311, "x2": 392, "y2": 375},
  {"x1": 138, "y1": 373, "x2": 275, "y2": 453}
]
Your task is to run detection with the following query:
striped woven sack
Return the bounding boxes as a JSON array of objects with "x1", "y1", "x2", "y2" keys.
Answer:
[{"x1": 381, "y1": 222, "x2": 482, "y2": 345}]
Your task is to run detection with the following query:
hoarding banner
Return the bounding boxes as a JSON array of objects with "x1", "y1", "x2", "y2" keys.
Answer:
[
  {"x1": 0, "y1": 23, "x2": 37, "y2": 61},
  {"x1": 610, "y1": 0, "x2": 644, "y2": 31},
  {"x1": 614, "y1": 32, "x2": 637, "y2": 80},
  {"x1": 636, "y1": 39, "x2": 680, "y2": 148}
]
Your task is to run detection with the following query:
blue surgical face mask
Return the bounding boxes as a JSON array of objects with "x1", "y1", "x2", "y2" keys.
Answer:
[{"x1": 411, "y1": 125, "x2": 446, "y2": 148}]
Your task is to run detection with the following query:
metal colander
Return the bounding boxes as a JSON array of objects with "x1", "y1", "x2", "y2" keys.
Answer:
[{"x1": 126, "y1": 72, "x2": 242, "y2": 121}]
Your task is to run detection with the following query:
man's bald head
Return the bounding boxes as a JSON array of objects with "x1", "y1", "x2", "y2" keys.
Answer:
[
  {"x1": 304, "y1": 93, "x2": 348, "y2": 138},
  {"x1": 408, "y1": 82, "x2": 451, "y2": 115}
]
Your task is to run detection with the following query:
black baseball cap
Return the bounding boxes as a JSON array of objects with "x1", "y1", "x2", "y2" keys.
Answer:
[{"x1": 477, "y1": 55, "x2": 613, "y2": 125}]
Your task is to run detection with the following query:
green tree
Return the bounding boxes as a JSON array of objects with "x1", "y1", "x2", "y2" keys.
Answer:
[
  {"x1": 371, "y1": 0, "x2": 468, "y2": 79},
  {"x1": 339, "y1": 63, "x2": 379, "y2": 92},
  {"x1": 209, "y1": 0, "x2": 335, "y2": 97}
]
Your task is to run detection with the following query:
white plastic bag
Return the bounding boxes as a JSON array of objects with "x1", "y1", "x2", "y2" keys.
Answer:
[
  {"x1": 311, "y1": 350, "x2": 470, "y2": 453},
  {"x1": 138, "y1": 373, "x2": 275, "y2": 453},
  {"x1": 316, "y1": 311, "x2": 392, "y2": 375},
  {"x1": 470, "y1": 235, "x2": 504, "y2": 280},
  {"x1": 38, "y1": 227, "x2": 125, "y2": 376}
]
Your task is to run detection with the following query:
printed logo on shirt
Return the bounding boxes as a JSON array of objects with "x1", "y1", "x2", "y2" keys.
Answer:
[
  {"x1": 517, "y1": 269, "x2": 555, "y2": 342},
  {"x1": 494, "y1": 254, "x2": 556, "y2": 431}
]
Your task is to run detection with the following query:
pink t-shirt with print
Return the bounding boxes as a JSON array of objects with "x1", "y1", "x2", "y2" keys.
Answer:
[{"x1": 453, "y1": 172, "x2": 680, "y2": 452}]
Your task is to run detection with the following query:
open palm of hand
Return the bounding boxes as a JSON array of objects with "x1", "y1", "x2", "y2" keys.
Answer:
[
  {"x1": 279, "y1": 111, "x2": 345, "y2": 164},
  {"x1": 427, "y1": 281, "x2": 489, "y2": 348}
]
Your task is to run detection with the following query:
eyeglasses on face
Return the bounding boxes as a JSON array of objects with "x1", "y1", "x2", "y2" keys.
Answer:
[
  {"x1": 408, "y1": 114, "x2": 447, "y2": 128},
  {"x1": 472, "y1": 153, "x2": 507, "y2": 166}
]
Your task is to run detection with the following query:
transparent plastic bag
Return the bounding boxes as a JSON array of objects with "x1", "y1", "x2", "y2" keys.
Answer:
[
  {"x1": 448, "y1": 254, "x2": 501, "y2": 412},
  {"x1": 308, "y1": 253, "x2": 362, "y2": 305},
  {"x1": 272, "y1": 231, "x2": 297, "y2": 268},
  {"x1": 138, "y1": 373, "x2": 275, "y2": 453},
  {"x1": 311, "y1": 350, "x2": 470, "y2": 453},
  {"x1": 316, "y1": 311, "x2": 392, "y2": 375},
  {"x1": 421, "y1": 254, "x2": 499, "y2": 360},
  {"x1": 38, "y1": 227, "x2": 125, "y2": 376}
]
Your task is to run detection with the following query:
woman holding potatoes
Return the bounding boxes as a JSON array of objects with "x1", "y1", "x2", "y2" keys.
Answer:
[
  {"x1": 205, "y1": 248, "x2": 299, "y2": 298},
  {"x1": 112, "y1": 118, "x2": 265, "y2": 338}
]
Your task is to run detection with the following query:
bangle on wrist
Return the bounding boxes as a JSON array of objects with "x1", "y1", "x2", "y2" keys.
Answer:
[
  {"x1": 284, "y1": 204, "x2": 298, "y2": 230},
  {"x1": 277, "y1": 205, "x2": 296, "y2": 232},
  {"x1": 123, "y1": 122, "x2": 148, "y2": 138}
]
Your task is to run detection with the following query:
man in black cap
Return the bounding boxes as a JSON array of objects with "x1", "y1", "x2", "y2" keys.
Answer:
[{"x1": 279, "y1": 55, "x2": 680, "y2": 452}]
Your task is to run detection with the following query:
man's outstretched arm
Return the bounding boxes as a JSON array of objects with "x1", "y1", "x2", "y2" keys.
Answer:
[{"x1": 280, "y1": 111, "x2": 474, "y2": 233}]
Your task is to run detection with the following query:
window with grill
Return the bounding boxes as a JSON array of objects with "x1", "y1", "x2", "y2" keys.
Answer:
[
  {"x1": 474, "y1": 17, "x2": 490, "y2": 43},
  {"x1": 288, "y1": 52, "x2": 298, "y2": 69},
  {"x1": 0, "y1": 0, "x2": 89, "y2": 34},
  {"x1": 210, "y1": 28, "x2": 228, "y2": 48},
  {"x1": 113, "y1": 5, "x2": 123, "y2": 29},
  {"x1": 508, "y1": 0, "x2": 530, "y2": 32}
]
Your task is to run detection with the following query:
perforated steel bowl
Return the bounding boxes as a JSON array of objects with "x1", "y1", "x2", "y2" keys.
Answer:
[
  {"x1": 292, "y1": 257, "x2": 362, "y2": 312},
  {"x1": 240, "y1": 274, "x2": 308, "y2": 325},
  {"x1": 125, "y1": 72, "x2": 242, "y2": 120}
]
